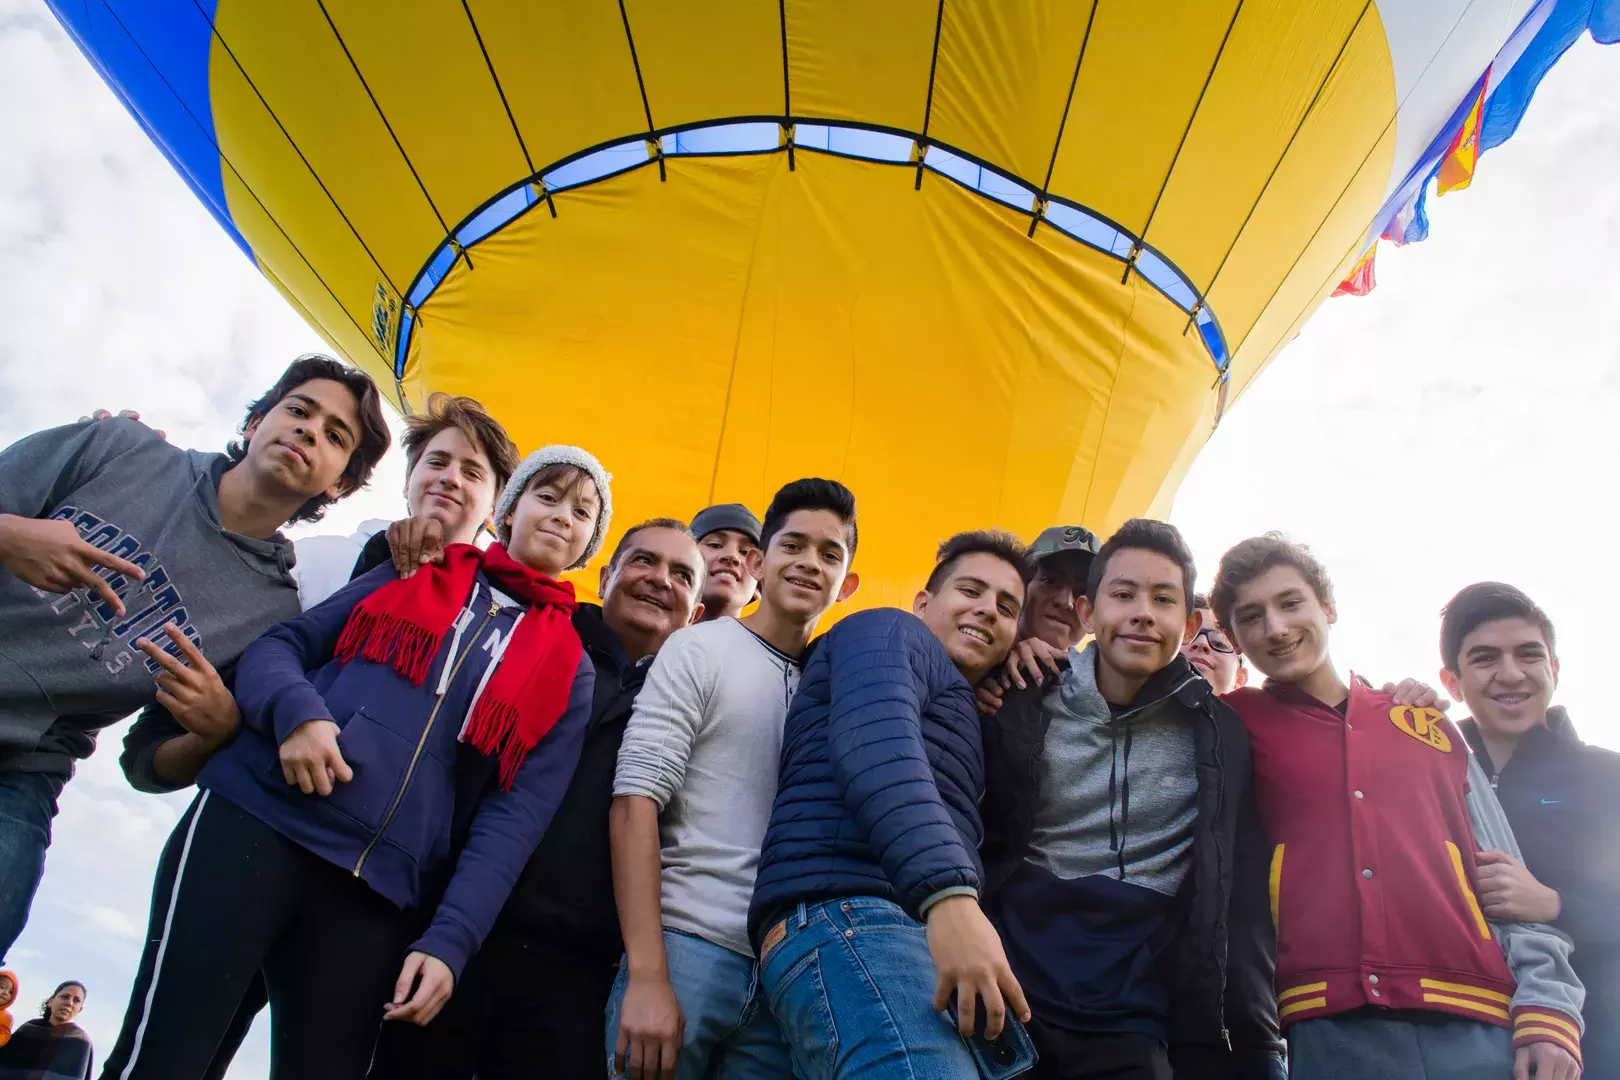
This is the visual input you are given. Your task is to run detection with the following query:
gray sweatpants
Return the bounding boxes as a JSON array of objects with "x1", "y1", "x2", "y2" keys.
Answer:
[{"x1": 1289, "y1": 1012, "x2": 1513, "y2": 1079}]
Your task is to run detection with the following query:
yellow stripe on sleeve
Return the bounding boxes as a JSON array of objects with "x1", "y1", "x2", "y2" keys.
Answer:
[
  {"x1": 1515, "y1": 1012, "x2": 1581, "y2": 1040},
  {"x1": 1515, "y1": 1027, "x2": 1582, "y2": 1059}
]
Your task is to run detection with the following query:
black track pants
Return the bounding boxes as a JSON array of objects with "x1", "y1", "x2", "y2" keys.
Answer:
[
  {"x1": 100, "y1": 791, "x2": 410, "y2": 1080},
  {"x1": 369, "y1": 927, "x2": 619, "y2": 1080},
  {"x1": 1027, "y1": 1018, "x2": 1173, "y2": 1080}
]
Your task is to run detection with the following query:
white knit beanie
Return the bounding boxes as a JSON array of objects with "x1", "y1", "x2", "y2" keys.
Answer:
[{"x1": 494, "y1": 445, "x2": 614, "y2": 570}]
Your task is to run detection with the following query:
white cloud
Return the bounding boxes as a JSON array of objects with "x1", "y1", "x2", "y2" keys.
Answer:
[
  {"x1": 1173, "y1": 35, "x2": 1620, "y2": 755},
  {"x1": 79, "y1": 905, "x2": 142, "y2": 943},
  {"x1": 2, "y1": 2, "x2": 1617, "y2": 1077}
]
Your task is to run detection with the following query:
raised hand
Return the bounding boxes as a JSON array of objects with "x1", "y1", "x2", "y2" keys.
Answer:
[
  {"x1": 134, "y1": 625, "x2": 241, "y2": 748},
  {"x1": 0, "y1": 515, "x2": 144, "y2": 616}
]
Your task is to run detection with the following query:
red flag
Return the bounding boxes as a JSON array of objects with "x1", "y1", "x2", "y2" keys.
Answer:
[{"x1": 1333, "y1": 246, "x2": 1377, "y2": 297}]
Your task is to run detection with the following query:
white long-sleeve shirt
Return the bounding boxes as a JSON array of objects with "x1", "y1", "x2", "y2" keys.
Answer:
[{"x1": 613, "y1": 617, "x2": 801, "y2": 956}]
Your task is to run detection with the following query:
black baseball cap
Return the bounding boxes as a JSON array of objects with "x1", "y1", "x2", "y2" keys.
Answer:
[
  {"x1": 1027, "y1": 525, "x2": 1101, "y2": 563},
  {"x1": 690, "y1": 503, "x2": 762, "y2": 546}
]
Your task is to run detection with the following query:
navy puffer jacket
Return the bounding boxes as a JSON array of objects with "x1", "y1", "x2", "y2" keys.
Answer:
[{"x1": 748, "y1": 608, "x2": 984, "y2": 947}]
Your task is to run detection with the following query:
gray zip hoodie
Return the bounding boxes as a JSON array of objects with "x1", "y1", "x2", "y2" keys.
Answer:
[{"x1": 0, "y1": 418, "x2": 300, "y2": 778}]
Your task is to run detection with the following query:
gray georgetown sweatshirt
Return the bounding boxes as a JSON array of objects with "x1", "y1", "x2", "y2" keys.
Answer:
[{"x1": 0, "y1": 418, "x2": 300, "y2": 779}]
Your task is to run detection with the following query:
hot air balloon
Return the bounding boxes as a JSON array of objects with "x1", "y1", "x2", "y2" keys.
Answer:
[{"x1": 43, "y1": 0, "x2": 1619, "y2": 608}]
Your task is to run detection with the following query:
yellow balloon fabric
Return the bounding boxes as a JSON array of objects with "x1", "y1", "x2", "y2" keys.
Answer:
[
  {"x1": 196, "y1": 0, "x2": 1421, "y2": 605},
  {"x1": 411, "y1": 152, "x2": 1212, "y2": 611}
]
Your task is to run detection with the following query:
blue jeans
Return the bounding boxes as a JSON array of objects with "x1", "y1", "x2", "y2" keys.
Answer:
[
  {"x1": 0, "y1": 771, "x2": 60, "y2": 963},
  {"x1": 605, "y1": 927, "x2": 792, "y2": 1080},
  {"x1": 760, "y1": 898, "x2": 983, "y2": 1080}
]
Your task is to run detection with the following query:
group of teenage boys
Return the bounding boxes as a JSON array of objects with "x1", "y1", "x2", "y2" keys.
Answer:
[{"x1": 0, "y1": 355, "x2": 1612, "y2": 1080}]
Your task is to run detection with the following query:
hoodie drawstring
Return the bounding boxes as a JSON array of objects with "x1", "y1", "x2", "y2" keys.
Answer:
[
  {"x1": 1106, "y1": 718, "x2": 1136, "y2": 880},
  {"x1": 1107, "y1": 722, "x2": 1119, "y2": 857},
  {"x1": 1118, "y1": 723, "x2": 1134, "y2": 879}
]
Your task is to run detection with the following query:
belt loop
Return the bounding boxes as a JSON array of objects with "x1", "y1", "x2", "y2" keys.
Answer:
[{"x1": 794, "y1": 901, "x2": 808, "y2": 930}]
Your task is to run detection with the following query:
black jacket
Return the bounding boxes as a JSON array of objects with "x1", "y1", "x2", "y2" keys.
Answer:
[
  {"x1": 982, "y1": 656, "x2": 1282, "y2": 1077},
  {"x1": 488, "y1": 603, "x2": 648, "y2": 961},
  {"x1": 1461, "y1": 708, "x2": 1620, "y2": 1075}
]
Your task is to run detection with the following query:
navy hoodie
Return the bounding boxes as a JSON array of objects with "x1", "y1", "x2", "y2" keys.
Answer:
[{"x1": 199, "y1": 563, "x2": 594, "y2": 979}]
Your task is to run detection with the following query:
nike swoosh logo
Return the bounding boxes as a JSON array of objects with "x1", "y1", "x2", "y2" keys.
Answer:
[{"x1": 1540, "y1": 798, "x2": 1563, "y2": 805}]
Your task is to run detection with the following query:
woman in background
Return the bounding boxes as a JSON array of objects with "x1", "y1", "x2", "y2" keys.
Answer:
[{"x1": 0, "y1": 981, "x2": 92, "y2": 1080}]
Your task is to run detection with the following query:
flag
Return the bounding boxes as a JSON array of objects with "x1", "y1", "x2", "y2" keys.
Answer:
[
  {"x1": 1333, "y1": 246, "x2": 1377, "y2": 297},
  {"x1": 1382, "y1": 182, "x2": 1431, "y2": 246},
  {"x1": 1438, "y1": 69, "x2": 1490, "y2": 195}
]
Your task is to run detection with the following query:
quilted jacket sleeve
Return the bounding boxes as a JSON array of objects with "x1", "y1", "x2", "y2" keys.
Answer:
[{"x1": 825, "y1": 610, "x2": 981, "y2": 918}]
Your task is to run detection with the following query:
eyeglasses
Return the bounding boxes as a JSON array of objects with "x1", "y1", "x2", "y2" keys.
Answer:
[{"x1": 1192, "y1": 626, "x2": 1236, "y2": 655}]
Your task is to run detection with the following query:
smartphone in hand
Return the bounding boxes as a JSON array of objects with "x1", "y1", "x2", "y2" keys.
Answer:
[{"x1": 944, "y1": 1003, "x2": 1038, "y2": 1080}]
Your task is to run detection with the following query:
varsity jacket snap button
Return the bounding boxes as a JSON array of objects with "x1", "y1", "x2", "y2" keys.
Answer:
[
  {"x1": 1354, "y1": 790, "x2": 1364, "y2": 799},
  {"x1": 1362, "y1": 868, "x2": 1374, "y2": 879},
  {"x1": 1367, "y1": 974, "x2": 1379, "y2": 984}
]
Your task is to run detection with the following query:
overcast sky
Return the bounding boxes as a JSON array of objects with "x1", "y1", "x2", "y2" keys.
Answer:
[{"x1": 2, "y1": 0, "x2": 1616, "y2": 1074}]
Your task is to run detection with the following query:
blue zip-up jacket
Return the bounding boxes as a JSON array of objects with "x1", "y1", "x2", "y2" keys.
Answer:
[
  {"x1": 748, "y1": 608, "x2": 983, "y2": 946},
  {"x1": 198, "y1": 563, "x2": 594, "y2": 979}
]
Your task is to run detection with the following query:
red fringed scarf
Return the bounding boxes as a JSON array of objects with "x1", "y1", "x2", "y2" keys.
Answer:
[{"x1": 334, "y1": 543, "x2": 582, "y2": 790}]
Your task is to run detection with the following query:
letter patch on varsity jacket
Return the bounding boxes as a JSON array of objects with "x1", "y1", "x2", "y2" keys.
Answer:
[{"x1": 1389, "y1": 706, "x2": 1452, "y2": 753}]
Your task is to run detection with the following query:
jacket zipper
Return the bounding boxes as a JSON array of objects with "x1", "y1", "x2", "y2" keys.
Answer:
[
  {"x1": 353, "y1": 596, "x2": 500, "y2": 877},
  {"x1": 1207, "y1": 701, "x2": 1231, "y2": 1050}
]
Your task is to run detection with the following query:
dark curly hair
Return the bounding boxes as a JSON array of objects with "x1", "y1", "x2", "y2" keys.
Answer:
[{"x1": 225, "y1": 354, "x2": 391, "y2": 525}]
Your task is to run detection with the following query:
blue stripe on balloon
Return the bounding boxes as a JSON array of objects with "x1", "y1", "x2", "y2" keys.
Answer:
[{"x1": 45, "y1": 0, "x2": 248, "y2": 257}]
